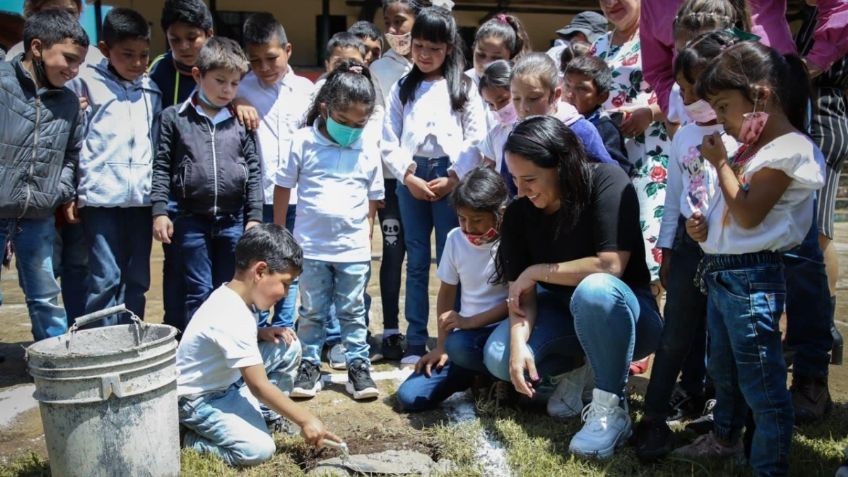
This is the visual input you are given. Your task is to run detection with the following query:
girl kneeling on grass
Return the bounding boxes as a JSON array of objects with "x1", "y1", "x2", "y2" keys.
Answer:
[
  {"x1": 673, "y1": 41, "x2": 824, "y2": 476},
  {"x1": 396, "y1": 166, "x2": 509, "y2": 411}
]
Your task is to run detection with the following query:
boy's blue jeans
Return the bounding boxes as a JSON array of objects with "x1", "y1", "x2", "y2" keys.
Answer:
[
  {"x1": 396, "y1": 326, "x2": 496, "y2": 412},
  {"x1": 297, "y1": 259, "x2": 370, "y2": 366},
  {"x1": 783, "y1": 218, "x2": 832, "y2": 378},
  {"x1": 52, "y1": 221, "x2": 89, "y2": 320},
  {"x1": 80, "y1": 207, "x2": 152, "y2": 324},
  {"x1": 0, "y1": 216, "x2": 67, "y2": 340},
  {"x1": 259, "y1": 204, "x2": 298, "y2": 329},
  {"x1": 396, "y1": 156, "x2": 458, "y2": 347},
  {"x1": 484, "y1": 273, "x2": 662, "y2": 397},
  {"x1": 173, "y1": 213, "x2": 243, "y2": 323},
  {"x1": 644, "y1": 216, "x2": 708, "y2": 418},
  {"x1": 162, "y1": 201, "x2": 187, "y2": 332},
  {"x1": 178, "y1": 339, "x2": 301, "y2": 467},
  {"x1": 703, "y1": 254, "x2": 793, "y2": 477}
]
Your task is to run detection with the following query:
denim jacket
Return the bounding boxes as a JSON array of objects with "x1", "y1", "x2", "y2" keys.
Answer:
[{"x1": 76, "y1": 60, "x2": 162, "y2": 208}]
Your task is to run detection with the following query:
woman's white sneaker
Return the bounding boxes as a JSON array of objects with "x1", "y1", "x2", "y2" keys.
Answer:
[
  {"x1": 547, "y1": 363, "x2": 593, "y2": 419},
  {"x1": 568, "y1": 388, "x2": 632, "y2": 459}
]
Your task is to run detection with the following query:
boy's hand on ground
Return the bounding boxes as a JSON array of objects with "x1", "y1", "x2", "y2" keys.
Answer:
[
  {"x1": 415, "y1": 348, "x2": 449, "y2": 377},
  {"x1": 685, "y1": 212, "x2": 707, "y2": 242},
  {"x1": 300, "y1": 416, "x2": 339, "y2": 448},
  {"x1": 245, "y1": 220, "x2": 260, "y2": 231},
  {"x1": 404, "y1": 174, "x2": 436, "y2": 201},
  {"x1": 232, "y1": 98, "x2": 260, "y2": 130},
  {"x1": 153, "y1": 216, "x2": 174, "y2": 244},
  {"x1": 62, "y1": 201, "x2": 80, "y2": 224},
  {"x1": 258, "y1": 326, "x2": 297, "y2": 345}
]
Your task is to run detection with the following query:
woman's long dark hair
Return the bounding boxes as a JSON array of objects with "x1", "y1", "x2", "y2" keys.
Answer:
[
  {"x1": 493, "y1": 116, "x2": 591, "y2": 283},
  {"x1": 398, "y1": 6, "x2": 469, "y2": 111}
]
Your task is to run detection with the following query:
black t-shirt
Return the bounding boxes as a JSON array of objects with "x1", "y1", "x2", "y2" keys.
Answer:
[
  {"x1": 149, "y1": 51, "x2": 197, "y2": 110},
  {"x1": 499, "y1": 163, "x2": 650, "y2": 291}
]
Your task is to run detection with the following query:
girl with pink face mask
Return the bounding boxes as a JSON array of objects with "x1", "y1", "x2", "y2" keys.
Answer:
[{"x1": 677, "y1": 41, "x2": 824, "y2": 476}]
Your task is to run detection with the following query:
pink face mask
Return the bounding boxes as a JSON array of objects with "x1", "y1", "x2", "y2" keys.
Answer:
[
  {"x1": 493, "y1": 101, "x2": 518, "y2": 126},
  {"x1": 684, "y1": 99, "x2": 716, "y2": 124},
  {"x1": 464, "y1": 227, "x2": 499, "y2": 246},
  {"x1": 385, "y1": 32, "x2": 411, "y2": 56},
  {"x1": 737, "y1": 99, "x2": 769, "y2": 145}
]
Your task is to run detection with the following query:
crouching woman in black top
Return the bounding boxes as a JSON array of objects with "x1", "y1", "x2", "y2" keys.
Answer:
[{"x1": 482, "y1": 116, "x2": 661, "y2": 459}]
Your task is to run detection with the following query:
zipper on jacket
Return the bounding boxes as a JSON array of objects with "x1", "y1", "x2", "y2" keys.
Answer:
[
  {"x1": 207, "y1": 119, "x2": 219, "y2": 214},
  {"x1": 20, "y1": 96, "x2": 40, "y2": 218}
]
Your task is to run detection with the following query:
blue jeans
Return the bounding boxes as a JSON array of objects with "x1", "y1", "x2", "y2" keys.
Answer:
[
  {"x1": 178, "y1": 339, "x2": 302, "y2": 466},
  {"x1": 783, "y1": 218, "x2": 832, "y2": 378},
  {"x1": 396, "y1": 327, "x2": 496, "y2": 412},
  {"x1": 323, "y1": 268, "x2": 373, "y2": 347},
  {"x1": 378, "y1": 178, "x2": 405, "y2": 331},
  {"x1": 162, "y1": 201, "x2": 187, "y2": 332},
  {"x1": 396, "y1": 156, "x2": 458, "y2": 347},
  {"x1": 259, "y1": 204, "x2": 298, "y2": 329},
  {"x1": 644, "y1": 216, "x2": 708, "y2": 418},
  {"x1": 53, "y1": 221, "x2": 88, "y2": 320},
  {"x1": 297, "y1": 259, "x2": 370, "y2": 366},
  {"x1": 0, "y1": 217, "x2": 67, "y2": 340},
  {"x1": 80, "y1": 207, "x2": 152, "y2": 325},
  {"x1": 703, "y1": 253, "x2": 793, "y2": 477},
  {"x1": 484, "y1": 274, "x2": 662, "y2": 397},
  {"x1": 174, "y1": 213, "x2": 243, "y2": 323}
]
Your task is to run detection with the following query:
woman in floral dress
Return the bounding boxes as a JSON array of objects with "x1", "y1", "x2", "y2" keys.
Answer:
[{"x1": 592, "y1": 0, "x2": 670, "y2": 289}]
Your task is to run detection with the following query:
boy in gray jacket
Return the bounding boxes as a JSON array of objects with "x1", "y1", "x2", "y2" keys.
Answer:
[
  {"x1": 0, "y1": 10, "x2": 88, "y2": 341},
  {"x1": 70, "y1": 8, "x2": 162, "y2": 325}
]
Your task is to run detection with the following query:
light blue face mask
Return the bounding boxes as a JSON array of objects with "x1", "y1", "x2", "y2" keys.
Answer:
[{"x1": 326, "y1": 115, "x2": 364, "y2": 147}]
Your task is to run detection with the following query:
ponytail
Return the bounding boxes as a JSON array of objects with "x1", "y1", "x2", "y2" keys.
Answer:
[
  {"x1": 306, "y1": 59, "x2": 375, "y2": 126},
  {"x1": 475, "y1": 12, "x2": 532, "y2": 60}
]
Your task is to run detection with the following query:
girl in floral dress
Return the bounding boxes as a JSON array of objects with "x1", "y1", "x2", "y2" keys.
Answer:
[{"x1": 592, "y1": 0, "x2": 670, "y2": 288}]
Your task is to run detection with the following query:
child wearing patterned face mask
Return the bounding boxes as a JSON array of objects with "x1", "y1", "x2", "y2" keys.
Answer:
[{"x1": 395, "y1": 166, "x2": 509, "y2": 412}]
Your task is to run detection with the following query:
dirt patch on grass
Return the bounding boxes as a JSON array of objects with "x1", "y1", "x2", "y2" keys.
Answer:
[{"x1": 0, "y1": 408, "x2": 45, "y2": 467}]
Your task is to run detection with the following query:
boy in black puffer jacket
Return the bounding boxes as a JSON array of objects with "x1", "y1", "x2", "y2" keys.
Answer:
[
  {"x1": 151, "y1": 37, "x2": 263, "y2": 325},
  {"x1": 0, "y1": 10, "x2": 88, "y2": 341}
]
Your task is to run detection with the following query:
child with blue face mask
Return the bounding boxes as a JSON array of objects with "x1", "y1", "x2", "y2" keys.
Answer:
[{"x1": 273, "y1": 59, "x2": 385, "y2": 401}]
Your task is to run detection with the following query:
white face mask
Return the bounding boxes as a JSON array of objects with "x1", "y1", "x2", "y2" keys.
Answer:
[
  {"x1": 684, "y1": 99, "x2": 717, "y2": 124},
  {"x1": 385, "y1": 32, "x2": 412, "y2": 56}
]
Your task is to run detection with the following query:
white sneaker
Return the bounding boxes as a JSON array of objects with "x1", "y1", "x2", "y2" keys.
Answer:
[
  {"x1": 328, "y1": 343, "x2": 347, "y2": 370},
  {"x1": 548, "y1": 363, "x2": 592, "y2": 419},
  {"x1": 568, "y1": 388, "x2": 632, "y2": 459}
]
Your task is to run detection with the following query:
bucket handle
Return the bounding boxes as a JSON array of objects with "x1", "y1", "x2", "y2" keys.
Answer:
[{"x1": 67, "y1": 304, "x2": 148, "y2": 351}]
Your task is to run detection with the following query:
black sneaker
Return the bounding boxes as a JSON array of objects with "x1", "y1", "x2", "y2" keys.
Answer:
[
  {"x1": 381, "y1": 333, "x2": 405, "y2": 361},
  {"x1": 267, "y1": 416, "x2": 299, "y2": 436},
  {"x1": 636, "y1": 418, "x2": 673, "y2": 462},
  {"x1": 685, "y1": 398, "x2": 715, "y2": 435},
  {"x1": 667, "y1": 385, "x2": 706, "y2": 423},
  {"x1": 346, "y1": 358, "x2": 379, "y2": 400},
  {"x1": 291, "y1": 361, "x2": 323, "y2": 398}
]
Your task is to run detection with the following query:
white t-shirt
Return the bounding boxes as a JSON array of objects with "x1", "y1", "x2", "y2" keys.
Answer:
[
  {"x1": 701, "y1": 132, "x2": 825, "y2": 255},
  {"x1": 176, "y1": 285, "x2": 263, "y2": 397},
  {"x1": 658, "y1": 123, "x2": 738, "y2": 249},
  {"x1": 237, "y1": 69, "x2": 315, "y2": 205},
  {"x1": 437, "y1": 227, "x2": 507, "y2": 318},
  {"x1": 450, "y1": 121, "x2": 512, "y2": 180},
  {"x1": 275, "y1": 120, "x2": 384, "y2": 262}
]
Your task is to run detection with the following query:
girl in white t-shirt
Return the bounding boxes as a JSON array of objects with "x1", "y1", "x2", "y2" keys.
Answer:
[
  {"x1": 675, "y1": 42, "x2": 824, "y2": 476},
  {"x1": 381, "y1": 6, "x2": 486, "y2": 364},
  {"x1": 396, "y1": 166, "x2": 509, "y2": 411},
  {"x1": 273, "y1": 60, "x2": 384, "y2": 402}
]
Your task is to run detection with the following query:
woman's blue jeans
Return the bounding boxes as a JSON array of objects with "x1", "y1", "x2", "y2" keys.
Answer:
[
  {"x1": 483, "y1": 273, "x2": 662, "y2": 397},
  {"x1": 396, "y1": 327, "x2": 496, "y2": 412},
  {"x1": 396, "y1": 156, "x2": 458, "y2": 347}
]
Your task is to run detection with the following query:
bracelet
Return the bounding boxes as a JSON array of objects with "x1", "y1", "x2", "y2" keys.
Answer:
[{"x1": 542, "y1": 263, "x2": 557, "y2": 283}]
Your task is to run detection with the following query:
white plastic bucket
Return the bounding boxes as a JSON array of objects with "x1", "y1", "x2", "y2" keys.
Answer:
[{"x1": 26, "y1": 305, "x2": 180, "y2": 477}]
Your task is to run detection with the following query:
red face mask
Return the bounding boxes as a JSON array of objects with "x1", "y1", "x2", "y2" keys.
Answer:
[{"x1": 464, "y1": 227, "x2": 499, "y2": 246}]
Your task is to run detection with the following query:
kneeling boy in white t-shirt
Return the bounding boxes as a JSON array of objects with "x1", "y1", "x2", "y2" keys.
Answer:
[{"x1": 176, "y1": 224, "x2": 340, "y2": 466}]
